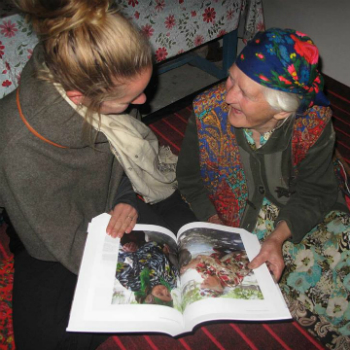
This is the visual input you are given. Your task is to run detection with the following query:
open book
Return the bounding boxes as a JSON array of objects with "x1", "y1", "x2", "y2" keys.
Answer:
[{"x1": 67, "y1": 213, "x2": 291, "y2": 336}]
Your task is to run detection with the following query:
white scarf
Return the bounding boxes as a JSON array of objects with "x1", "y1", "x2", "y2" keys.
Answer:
[{"x1": 55, "y1": 84, "x2": 177, "y2": 204}]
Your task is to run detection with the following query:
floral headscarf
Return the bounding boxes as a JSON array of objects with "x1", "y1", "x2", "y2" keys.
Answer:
[{"x1": 236, "y1": 28, "x2": 329, "y2": 110}]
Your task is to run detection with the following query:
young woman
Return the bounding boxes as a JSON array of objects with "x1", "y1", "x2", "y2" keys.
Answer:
[{"x1": 0, "y1": 0, "x2": 195, "y2": 348}]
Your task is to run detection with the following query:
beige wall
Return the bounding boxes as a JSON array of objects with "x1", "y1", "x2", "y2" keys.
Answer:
[{"x1": 260, "y1": 0, "x2": 350, "y2": 87}]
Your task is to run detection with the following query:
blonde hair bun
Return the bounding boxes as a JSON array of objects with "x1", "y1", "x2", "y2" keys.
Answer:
[
  {"x1": 14, "y1": 0, "x2": 152, "y2": 129},
  {"x1": 14, "y1": 0, "x2": 110, "y2": 37}
]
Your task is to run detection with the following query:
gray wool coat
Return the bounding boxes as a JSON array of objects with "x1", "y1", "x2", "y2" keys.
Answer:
[{"x1": 0, "y1": 45, "x2": 132, "y2": 274}]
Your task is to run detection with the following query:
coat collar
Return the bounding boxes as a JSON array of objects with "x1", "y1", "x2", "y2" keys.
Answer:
[{"x1": 235, "y1": 117, "x2": 294, "y2": 155}]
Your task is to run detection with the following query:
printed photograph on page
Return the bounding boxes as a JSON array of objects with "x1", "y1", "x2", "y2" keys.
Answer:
[
  {"x1": 112, "y1": 229, "x2": 183, "y2": 310},
  {"x1": 178, "y1": 227, "x2": 263, "y2": 310}
]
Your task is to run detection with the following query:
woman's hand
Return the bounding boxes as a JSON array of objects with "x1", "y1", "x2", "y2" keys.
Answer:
[
  {"x1": 122, "y1": 242, "x2": 138, "y2": 252},
  {"x1": 208, "y1": 214, "x2": 225, "y2": 225},
  {"x1": 248, "y1": 221, "x2": 291, "y2": 281},
  {"x1": 107, "y1": 203, "x2": 138, "y2": 238}
]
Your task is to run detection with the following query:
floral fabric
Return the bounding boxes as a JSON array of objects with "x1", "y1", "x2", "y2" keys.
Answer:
[
  {"x1": 116, "y1": 241, "x2": 178, "y2": 292},
  {"x1": 0, "y1": 0, "x2": 264, "y2": 98},
  {"x1": 194, "y1": 251, "x2": 251, "y2": 288},
  {"x1": 0, "y1": 257, "x2": 14, "y2": 349},
  {"x1": 254, "y1": 198, "x2": 350, "y2": 346},
  {"x1": 239, "y1": 127, "x2": 350, "y2": 345},
  {"x1": 236, "y1": 28, "x2": 329, "y2": 110}
]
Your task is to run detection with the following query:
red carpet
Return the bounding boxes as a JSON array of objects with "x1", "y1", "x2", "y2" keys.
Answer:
[
  {"x1": 2, "y1": 97, "x2": 348, "y2": 349},
  {"x1": 324, "y1": 75, "x2": 350, "y2": 168}
]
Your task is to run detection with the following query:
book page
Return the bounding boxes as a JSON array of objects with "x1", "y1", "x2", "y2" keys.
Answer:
[
  {"x1": 67, "y1": 213, "x2": 185, "y2": 336},
  {"x1": 176, "y1": 222, "x2": 291, "y2": 332},
  {"x1": 68, "y1": 216, "x2": 291, "y2": 336}
]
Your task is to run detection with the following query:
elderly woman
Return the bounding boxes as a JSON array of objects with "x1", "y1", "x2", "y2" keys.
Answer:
[{"x1": 177, "y1": 28, "x2": 350, "y2": 345}]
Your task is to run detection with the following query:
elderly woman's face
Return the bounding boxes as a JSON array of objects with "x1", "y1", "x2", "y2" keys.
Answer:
[{"x1": 225, "y1": 65, "x2": 287, "y2": 133}]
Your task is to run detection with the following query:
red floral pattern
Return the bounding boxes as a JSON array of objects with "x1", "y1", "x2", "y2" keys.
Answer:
[
  {"x1": 155, "y1": 0, "x2": 165, "y2": 12},
  {"x1": 217, "y1": 29, "x2": 227, "y2": 38},
  {"x1": 236, "y1": 28, "x2": 325, "y2": 110},
  {"x1": 1, "y1": 80, "x2": 11, "y2": 87},
  {"x1": 292, "y1": 106, "x2": 331, "y2": 167},
  {"x1": 0, "y1": 0, "x2": 264, "y2": 95},
  {"x1": 128, "y1": 0, "x2": 139, "y2": 7},
  {"x1": 227, "y1": 9, "x2": 234, "y2": 20},
  {"x1": 194, "y1": 82, "x2": 248, "y2": 227},
  {"x1": 0, "y1": 41, "x2": 4, "y2": 58},
  {"x1": 194, "y1": 35, "x2": 204, "y2": 47},
  {"x1": 202, "y1": 7, "x2": 216, "y2": 23},
  {"x1": 155, "y1": 47, "x2": 168, "y2": 62},
  {"x1": 164, "y1": 14, "x2": 176, "y2": 29},
  {"x1": 119, "y1": 0, "x2": 262, "y2": 63},
  {"x1": 141, "y1": 24, "x2": 154, "y2": 38},
  {"x1": 291, "y1": 34, "x2": 319, "y2": 65},
  {"x1": 0, "y1": 20, "x2": 17, "y2": 38},
  {"x1": 0, "y1": 256, "x2": 15, "y2": 349},
  {"x1": 194, "y1": 251, "x2": 251, "y2": 291}
]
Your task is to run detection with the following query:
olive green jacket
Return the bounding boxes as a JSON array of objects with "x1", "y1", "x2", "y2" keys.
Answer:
[{"x1": 177, "y1": 112, "x2": 348, "y2": 243}]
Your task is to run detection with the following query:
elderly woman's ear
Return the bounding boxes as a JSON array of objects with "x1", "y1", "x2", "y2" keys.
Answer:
[{"x1": 273, "y1": 111, "x2": 292, "y2": 121}]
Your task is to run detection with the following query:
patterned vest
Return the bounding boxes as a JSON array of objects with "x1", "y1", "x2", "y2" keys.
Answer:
[{"x1": 193, "y1": 82, "x2": 332, "y2": 227}]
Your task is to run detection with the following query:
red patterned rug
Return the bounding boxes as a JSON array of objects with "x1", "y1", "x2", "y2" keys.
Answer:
[
  {"x1": 0, "y1": 222, "x2": 14, "y2": 350},
  {"x1": 325, "y1": 74, "x2": 350, "y2": 168}
]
